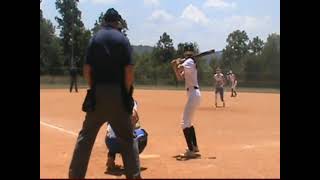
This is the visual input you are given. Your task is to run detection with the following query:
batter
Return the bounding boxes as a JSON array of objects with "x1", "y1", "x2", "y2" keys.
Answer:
[{"x1": 177, "y1": 44, "x2": 201, "y2": 158}]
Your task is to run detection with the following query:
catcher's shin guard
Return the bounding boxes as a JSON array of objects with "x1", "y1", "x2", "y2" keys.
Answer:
[{"x1": 183, "y1": 128, "x2": 193, "y2": 151}]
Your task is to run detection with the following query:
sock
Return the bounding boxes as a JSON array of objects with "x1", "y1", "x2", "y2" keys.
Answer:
[
  {"x1": 189, "y1": 126, "x2": 198, "y2": 147},
  {"x1": 183, "y1": 128, "x2": 193, "y2": 151}
]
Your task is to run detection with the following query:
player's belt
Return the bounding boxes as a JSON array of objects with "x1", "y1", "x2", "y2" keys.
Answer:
[{"x1": 187, "y1": 86, "x2": 199, "y2": 91}]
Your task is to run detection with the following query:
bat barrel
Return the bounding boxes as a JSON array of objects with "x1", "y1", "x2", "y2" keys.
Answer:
[{"x1": 193, "y1": 49, "x2": 215, "y2": 59}]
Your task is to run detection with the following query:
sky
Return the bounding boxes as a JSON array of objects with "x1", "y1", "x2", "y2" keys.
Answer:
[{"x1": 41, "y1": 0, "x2": 280, "y2": 51}]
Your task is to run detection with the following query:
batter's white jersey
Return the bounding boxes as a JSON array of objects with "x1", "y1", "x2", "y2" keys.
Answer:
[
  {"x1": 182, "y1": 58, "x2": 199, "y2": 89},
  {"x1": 181, "y1": 58, "x2": 201, "y2": 129}
]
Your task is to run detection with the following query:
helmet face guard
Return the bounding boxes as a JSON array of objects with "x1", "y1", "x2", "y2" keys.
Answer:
[{"x1": 134, "y1": 128, "x2": 148, "y2": 154}]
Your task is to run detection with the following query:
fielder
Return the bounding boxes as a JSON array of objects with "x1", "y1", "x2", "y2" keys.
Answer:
[
  {"x1": 105, "y1": 100, "x2": 148, "y2": 172},
  {"x1": 227, "y1": 70, "x2": 238, "y2": 97},
  {"x1": 176, "y1": 44, "x2": 201, "y2": 158},
  {"x1": 213, "y1": 67, "x2": 226, "y2": 107}
]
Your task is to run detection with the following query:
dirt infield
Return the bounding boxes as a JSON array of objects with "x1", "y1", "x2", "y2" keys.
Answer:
[{"x1": 40, "y1": 89, "x2": 280, "y2": 178}]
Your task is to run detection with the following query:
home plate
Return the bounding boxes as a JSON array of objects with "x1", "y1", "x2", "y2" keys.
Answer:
[{"x1": 140, "y1": 154, "x2": 160, "y2": 159}]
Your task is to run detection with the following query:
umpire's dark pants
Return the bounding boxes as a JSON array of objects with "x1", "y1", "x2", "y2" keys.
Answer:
[
  {"x1": 69, "y1": 84, "x2": 141, "y2": 179},
  {"x1": 70, "y1": 76, "x2": 78, "y2": 92}
]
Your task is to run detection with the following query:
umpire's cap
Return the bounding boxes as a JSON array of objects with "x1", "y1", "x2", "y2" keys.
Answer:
[
  {"x1": 104, "y1": 8, "x2": 122, "y2": 22},
  {"x1": 103, "y1": 8, "x2": 128, "y2": 30}
]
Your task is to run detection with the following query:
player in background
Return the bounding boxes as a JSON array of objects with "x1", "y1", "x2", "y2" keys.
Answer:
[
  {"x1": 213, "y1": 68, "x2": 226, "y2": 107},
  {"x1": 227, "y1": 70, "x2": 238, "y2": 97}
]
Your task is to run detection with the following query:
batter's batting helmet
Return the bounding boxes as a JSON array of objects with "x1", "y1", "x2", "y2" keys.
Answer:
[{"x1": 184, "y1": 43, "x2": 195, "y2": 57}]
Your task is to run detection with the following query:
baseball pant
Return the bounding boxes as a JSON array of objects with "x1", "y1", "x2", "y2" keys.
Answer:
[
  {"x1": 68, "y1": 84, "x2": 140, "y2": 179},
  {"x1": 181, "y1": 89, "x2": 201, "y2": 129},
  {"x1": 70, "y1": 76, "x2": 78, "y2": 92},
  {"x1": 215, "y1": 87, "x2": 224, "y2": 102}
]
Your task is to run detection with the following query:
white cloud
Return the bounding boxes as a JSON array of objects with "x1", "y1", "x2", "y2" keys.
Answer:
[
  {"x1": 181, "y1": 4, "x2": 209, "y2": 25},
  {"x1": 223, "y1": 16, "x2": 272, "y2": 31},
  {"x1": 203, "y1": 0, "x2": 236, "y2": 9},
  {"x1": 148, "y1": 9, "x2": 173, "y2": 22},
  {"x1": 143, "y1": 0, "x2": 159, "y2": 7}
]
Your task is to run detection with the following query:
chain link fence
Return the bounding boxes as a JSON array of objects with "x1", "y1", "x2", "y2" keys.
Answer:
[{"x1": 40, "y1": 67, "x2": 279, "y2": 91}]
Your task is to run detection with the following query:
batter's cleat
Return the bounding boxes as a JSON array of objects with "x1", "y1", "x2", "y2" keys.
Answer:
[
  {"x1": 192, "y1": 145, "x2": 199, "y2": 153},
  {"x1": 215, "y1": 102, "x2": 218, "y2": 107},
  {"x1": 223, "y1": 102, "x2": 225, "y2": 107},
  {"x1": 180, "y1": 149, "x2": 198, "y2": 158}
]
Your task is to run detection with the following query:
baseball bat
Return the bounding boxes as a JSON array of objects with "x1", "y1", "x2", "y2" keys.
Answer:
[
  {"x1": 193, "y1": 49, "x2": 216, "y2": 59},
  {"x1": 170, "y1": 49, "x2": 215, "y2": 81}
]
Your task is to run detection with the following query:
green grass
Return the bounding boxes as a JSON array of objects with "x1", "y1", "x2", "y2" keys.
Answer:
[
  {"x1": 40, "y1": 83, "x2": 279, "y2": 94},
  {"x1": 40, "y1": 75, "x2": 279, "y2": 93}
]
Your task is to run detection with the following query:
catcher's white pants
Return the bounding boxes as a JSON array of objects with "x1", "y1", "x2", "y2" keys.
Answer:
[{"x1": 181, "y1": 89, "x2": 201, "y2": 129}]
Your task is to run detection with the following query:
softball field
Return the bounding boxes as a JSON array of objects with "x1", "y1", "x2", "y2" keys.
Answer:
[{"x1": 40, "y1": 88, "x2": 280, "y2": 178}]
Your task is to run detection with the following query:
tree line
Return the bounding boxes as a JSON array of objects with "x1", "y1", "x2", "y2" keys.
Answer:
[{"x1": 40, "y1": 0, "x2": 280, "y2": 88}]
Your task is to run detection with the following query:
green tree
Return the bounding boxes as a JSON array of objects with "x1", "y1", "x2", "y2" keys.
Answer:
[
  {"x1": 75, "y1": 29, "x2": 91, "y2": 72},
  {"x1": 261, "y1": 33, "x2": 280, "y2": 81},
  {"x1": 243, "y1": 55, "x2": 263, "y2": 81},
  {"x1": 55, "y1": 0, "x2": 84, "y2": 66},
  {"x1": 176, "y1": 42, "x2": 200, "y2": 58},
  {"x1": 40, "y1": 16, "x2": 64, "y2": 75},
  {"x1": 91, "y1": 12, "x2": 104, "y2": 35},
  {"x1": 153, "y1": 32, "x2": 175, "y2": 63},
  {"x1": 134, "y1": 52, "x2": 155, "y2": 85},
  {"x1": 221, "y1": 30, "x2": 249, "y2": 71},
  {"x1": 248, "y1": 36, "x2": 264, "y2": 55}
]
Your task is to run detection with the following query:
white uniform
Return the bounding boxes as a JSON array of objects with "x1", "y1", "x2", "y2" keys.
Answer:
[
  {"x1": 214, "y1": 73, "x2": 225, "y2": 88},
  {"x1": 229, "y1": 74, "x2": 237, "y2": 89},
  {"x1": 181, "y1": 58, "x2": 201, "y2": 129}
]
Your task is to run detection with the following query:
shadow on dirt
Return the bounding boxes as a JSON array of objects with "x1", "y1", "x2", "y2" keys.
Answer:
[{"x1": 104, "y1": 166, "x2": 147, "y2": 176}]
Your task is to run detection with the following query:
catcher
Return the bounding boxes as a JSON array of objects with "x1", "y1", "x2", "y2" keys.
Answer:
[{"x1": 105, "y1": 100, "x2": 148, "y2": 172}]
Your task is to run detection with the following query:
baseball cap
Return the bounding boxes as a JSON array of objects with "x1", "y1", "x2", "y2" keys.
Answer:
[{"x1": 103, "y1": 8, "x2": 122, "y2": 22}]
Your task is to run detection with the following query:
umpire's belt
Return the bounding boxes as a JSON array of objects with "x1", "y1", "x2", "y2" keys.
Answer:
[{"x1": 187, "y1": 86, "x2": 199, "y2": 91}]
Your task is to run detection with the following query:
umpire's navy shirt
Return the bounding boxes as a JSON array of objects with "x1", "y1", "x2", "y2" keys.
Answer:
[{"x1": 85, "y1": 25, "x2": 133, "y2": 84}]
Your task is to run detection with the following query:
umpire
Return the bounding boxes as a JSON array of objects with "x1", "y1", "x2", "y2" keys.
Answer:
[
  {"x1": 68, "y1": 8, "x2": 141, "y2": 179},
  {"x1": 69, "y1": 65, "x2": 78, "y2": 93}
]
